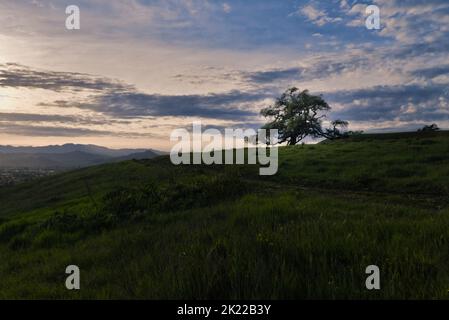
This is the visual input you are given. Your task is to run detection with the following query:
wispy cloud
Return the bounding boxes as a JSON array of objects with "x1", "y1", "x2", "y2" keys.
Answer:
[
  {"x1": 297, "y1": 3, "x2": 342, "y2": 26},
  {"x1": 38, "y1": 91, "x2": 263, "y2": 120},
  {"x1": 327, "y1": 84, "x2": 449, "y2": 122},
  {"x1": 0, "y1": 63, "x2": 130, "y2": 93}
]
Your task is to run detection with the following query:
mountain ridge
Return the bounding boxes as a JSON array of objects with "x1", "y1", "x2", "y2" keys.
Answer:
[{"x1": 0, "y1": 144, "x2": 165, "y2": 169}]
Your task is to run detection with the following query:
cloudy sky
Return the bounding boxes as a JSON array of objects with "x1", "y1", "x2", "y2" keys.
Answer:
[{"x1": 0, "y1": 0, "x2": 448, "y2": 150}]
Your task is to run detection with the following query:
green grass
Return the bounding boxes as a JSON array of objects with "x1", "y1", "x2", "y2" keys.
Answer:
[{"x1": 1, "y1": 131, "x2": 449, "y2": 299}]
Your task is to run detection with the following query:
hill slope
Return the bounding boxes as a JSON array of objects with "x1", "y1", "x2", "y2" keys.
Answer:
[{"x1": 0, "y1": 131, "x2": 449, "y2": 299}]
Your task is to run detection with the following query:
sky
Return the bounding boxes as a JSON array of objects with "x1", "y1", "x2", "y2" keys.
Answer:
[{"x1": 0, "y1": 0, "x2": 448, "y2": 150}]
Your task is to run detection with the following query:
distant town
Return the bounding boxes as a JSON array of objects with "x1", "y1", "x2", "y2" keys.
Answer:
[
  {"x1": 0, "y1": 144, "x2": 163, "y2": 186},
  {"x1": 0, "y1": 168, "x2": 57, "y2": 186}
]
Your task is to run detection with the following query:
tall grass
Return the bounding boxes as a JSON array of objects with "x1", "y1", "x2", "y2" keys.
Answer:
[{"x1": 0, "y1": 131, "x2": 449, "y2": 299}]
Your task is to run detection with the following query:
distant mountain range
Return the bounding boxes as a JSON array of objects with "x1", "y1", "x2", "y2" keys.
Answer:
[{"x1": 0, "y1": 144, "x2": 166, "y2": 169}]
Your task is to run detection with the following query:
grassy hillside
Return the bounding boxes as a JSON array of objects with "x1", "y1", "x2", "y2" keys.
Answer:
[{"x1": 1, "y1": 131, "x2": 449, "y2": 299}]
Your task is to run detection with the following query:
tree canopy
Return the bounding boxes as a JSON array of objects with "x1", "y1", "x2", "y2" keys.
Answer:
[
  {"x1": 261, "y1": 87, "x2": 348, "y2": 145},
  {"x1": 418, "y1": 124, "x2": 440, "y2": 132}
]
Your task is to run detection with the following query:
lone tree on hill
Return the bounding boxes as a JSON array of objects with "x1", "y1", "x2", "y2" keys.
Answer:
[
  {"x1": 418, "y1": 123, "x2": 440, "y2": 132},
  {"x1": 260, "y1": 87, "x2": 348, "y2": 145}
]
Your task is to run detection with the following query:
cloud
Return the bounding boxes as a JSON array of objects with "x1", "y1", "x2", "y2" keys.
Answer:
[
  {"x1": 0, "y1": 123, "x2": 121, "y2": 137},
  {"x1": 43, "y1": 90, "x2": 263, "y2": 120},
  {"x1": 342, "y1": 0, "x2": 449, "y2": 45},
  {"x1": 0, "y1": 112, "x2": 131, "y2": 126},
  {"x1": 1, "y1": 63, "x2": 264, "y2": 121},
  {"x1": 410, "y1": 65, "x2": 449, "y2": 80},
  {"x1": 0, "y1": 63, "x2": 130, "y2": 93},
  {"x1": 326, "y1": 83, "x2": 449, "y2": 122},
  {"x1": 0, "y1": 112, "x2": 76, "y2": 123},
  {"x1": 242, "y1": 68, "x2": 304, "y2": 84},
  {"x1": 298, "y1": 3, "x2": 342, "y2": 26},
  {"x1": 222, "y1": 3, "x2": 232, "y2": 13},
  {"x1": 0, "y1": 120, "x2": 163, "y2": 138},
  {"x1": 240, "y1": 56, "x2": 369, "y2": 84},
  {"x1": 2, "y1": 1, "x2": 449, "y2": 144}
]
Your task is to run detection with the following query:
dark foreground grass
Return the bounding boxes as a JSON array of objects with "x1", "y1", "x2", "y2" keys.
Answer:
[
  {"x1": 1, "y1": 131, "x2": 449, "y2": 299},
  {"x1": 1, "y1": 192, "x2": 449, "y2": 299}
]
